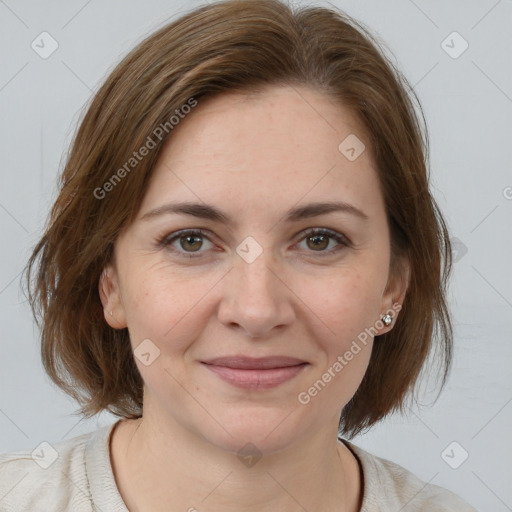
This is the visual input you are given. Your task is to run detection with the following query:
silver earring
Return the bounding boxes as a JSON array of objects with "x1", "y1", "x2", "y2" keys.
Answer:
[{"x1": 382, "y1": 314, "x2": 392, "y2": 326}]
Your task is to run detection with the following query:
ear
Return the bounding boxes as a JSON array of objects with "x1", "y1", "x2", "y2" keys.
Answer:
[
  {"x1": 98, "y1": 264, "x2": 127, "y2": 329},
  {"x1": 376, "y1": 255, "x2": 410, "y2": 334}
]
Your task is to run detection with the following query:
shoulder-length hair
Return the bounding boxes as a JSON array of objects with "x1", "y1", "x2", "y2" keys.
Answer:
[{"x1": 25, "y1": 0, "x2": 452, "y2": 438}]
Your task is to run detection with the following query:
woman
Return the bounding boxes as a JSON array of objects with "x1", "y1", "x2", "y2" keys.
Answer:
[{"x1": 0, "y1": 0, "x2": 478, "y2": 510}]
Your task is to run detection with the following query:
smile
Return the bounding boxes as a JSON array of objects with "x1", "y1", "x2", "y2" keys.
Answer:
[{"x1": 200, "y1": 356, "x2": 309, "y2": 390}]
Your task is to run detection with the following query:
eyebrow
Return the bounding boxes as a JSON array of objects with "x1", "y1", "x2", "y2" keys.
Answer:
[{"x1": 140, "y1": 200, "x2": 369, "y2": 225}]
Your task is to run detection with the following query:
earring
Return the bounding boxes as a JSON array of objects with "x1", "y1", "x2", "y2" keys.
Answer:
[
  {"x1": 110, "y1": 310, "x2": 113, "y2": 317},
  {"x1": 382, "y1": 314, "x2": 392, "y2": 326}
]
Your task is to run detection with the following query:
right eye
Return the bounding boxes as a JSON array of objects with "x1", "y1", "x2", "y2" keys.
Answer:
[{"x1": 159, "y1": 229, "x2": 215, "y2": 258}]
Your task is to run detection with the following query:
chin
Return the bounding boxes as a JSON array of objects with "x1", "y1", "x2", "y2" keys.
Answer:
[{"x1": 195, "y1": 405, "x2": 308, "y2": 455}]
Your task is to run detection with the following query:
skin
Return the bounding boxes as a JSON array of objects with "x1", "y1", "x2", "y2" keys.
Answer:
[{"x1": 99, "y1": 85, "x2": 409, "y2": 512}]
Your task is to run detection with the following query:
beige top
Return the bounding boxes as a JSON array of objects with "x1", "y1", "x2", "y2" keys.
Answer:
[{"x1": 0, "y1": 420, "x2": 478, "y2": 511}]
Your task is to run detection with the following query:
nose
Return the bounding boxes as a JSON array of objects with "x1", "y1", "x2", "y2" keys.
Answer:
[{"x1": 217, "y1": 245, "x2": 296, "y2": 339}]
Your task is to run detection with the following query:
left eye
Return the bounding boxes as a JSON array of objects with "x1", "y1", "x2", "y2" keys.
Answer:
[
  {"x1": 159, "y1": 228, "x2": 349, "y2": 258},
  {"x1": 297, "y1": 228, "x2": 349, "y2": 255}
]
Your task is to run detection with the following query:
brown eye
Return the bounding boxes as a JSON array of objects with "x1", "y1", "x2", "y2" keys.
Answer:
[
  {"x1": 306, "y1": 233, "x2": 330, "y2": 251},
  {"x1": 297, "y1": 228, "x2": 349, "y2": 256},
  {"x1": 179, "y1": 234, "x2": 204, "y2": 252},
  {"x1": 160, "y1": 229, "x2": 214, "y2": 258}
]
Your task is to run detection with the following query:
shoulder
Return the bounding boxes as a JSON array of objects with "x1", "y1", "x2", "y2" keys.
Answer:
[
  {"x1": 0, "y1": 424, "x2": 112, "y2": 512},
  {"x1": 342, "y1": 440, "x2": 479, "y2": 512}
]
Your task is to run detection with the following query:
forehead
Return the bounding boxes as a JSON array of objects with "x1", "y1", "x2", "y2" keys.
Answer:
[
  {"x1": 141, "y1": 85, "x2": 383, "y2": 223},
  {"x1": 165, "y1": 85, "x2": 368, "y2": 159}
]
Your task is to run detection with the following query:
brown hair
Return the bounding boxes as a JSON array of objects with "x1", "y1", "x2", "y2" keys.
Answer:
[{"x1": 25, "y1": 0, "x2": 452, "y2": 438}]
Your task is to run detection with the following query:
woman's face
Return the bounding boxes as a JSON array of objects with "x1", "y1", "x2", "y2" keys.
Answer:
[{"x1": 101, "y1": 85, "x2": 407, "y2": 453}]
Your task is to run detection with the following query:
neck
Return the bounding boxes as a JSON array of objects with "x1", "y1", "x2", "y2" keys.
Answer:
[{"x1": 110, "y1": 409, "x2": 361, "y2": 512}]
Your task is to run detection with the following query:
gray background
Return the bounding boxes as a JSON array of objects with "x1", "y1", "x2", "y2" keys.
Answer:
[{"x1": 1, "y1": 1, "x2": 511, "y2": 510}]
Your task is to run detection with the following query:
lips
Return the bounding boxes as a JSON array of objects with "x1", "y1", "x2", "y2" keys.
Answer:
[
  {"x1": 200, "y1": 356, "x2": 308, "y2": 390},
  {"x1": 201, "y1": 356, "x2": 307, "y2": 370}
]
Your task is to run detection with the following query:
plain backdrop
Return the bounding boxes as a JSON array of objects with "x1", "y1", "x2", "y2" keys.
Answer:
[{"x1": 1, "y1": 1, "x2": 511, "y2": 510}]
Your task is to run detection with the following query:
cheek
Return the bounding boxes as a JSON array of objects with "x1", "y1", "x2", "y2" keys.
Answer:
[
  {"x1": 121, "y1": 265, "x2": 218, "y2": 352},
  {"x1": 298, "y1": 283, "x2": 378, "y2": 411},
  {"x1": 294, "y1": 267, "x2": 385, "y2": 397},
  {"x1": 120, "y1": 270, "x2": 215, "y2": 395},
  {"x1": 296, "y1": 265, "x2": 385, "y2": 342}
]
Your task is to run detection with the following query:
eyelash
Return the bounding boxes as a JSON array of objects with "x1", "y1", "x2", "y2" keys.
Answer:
[{"x1": 158, "y1": 228, "x2": 350, "y2": 260}]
